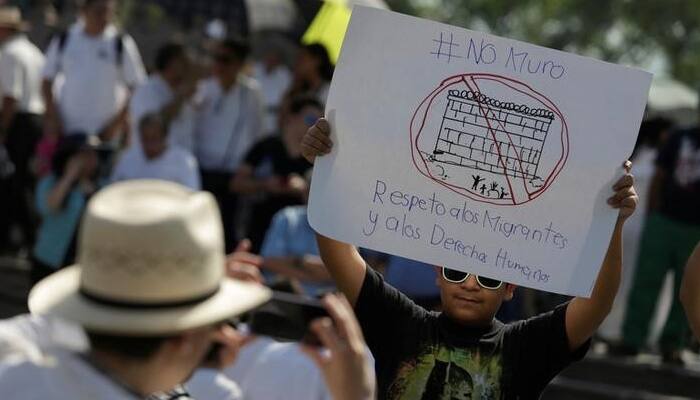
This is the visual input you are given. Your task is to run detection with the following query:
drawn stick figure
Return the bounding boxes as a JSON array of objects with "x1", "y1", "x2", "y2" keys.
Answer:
[
  {"x1": 499, "y1": 187, "x2": 508, "y2": 199},
  {"x1": 480, "y1": 184, "x2": 487, "y2": 195},
  {"x1": 471, "y1": 175, "x2": 484, "y2": 190},
  {"x1": 488, "y1": 182, "x2": 499, "y2": 197}
]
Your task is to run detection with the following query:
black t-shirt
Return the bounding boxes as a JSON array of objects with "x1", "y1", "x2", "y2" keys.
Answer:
[
  {"x1": 657, "y1": 128, "x2": 700, "y2": 224},
  {"x1": 244, "y1": 136, "x2": 311, "y2": 177},
  {"x1": 355, "y1": 267, "x2": 589, "y2": 400}
]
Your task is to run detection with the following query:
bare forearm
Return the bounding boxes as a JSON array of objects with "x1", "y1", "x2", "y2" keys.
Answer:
[
  {"x1": 316, "y1": 234, "x2": 367, "y2": 306},
  {"x1": 46, "y1": 175, "x2": 77, "y2": 212},
  {"x1": 566, "y1": 219, "x2": 623, "y2": 350},
  {"x1": 41, "y1": 80, "x2": 57, "y2": 117}
]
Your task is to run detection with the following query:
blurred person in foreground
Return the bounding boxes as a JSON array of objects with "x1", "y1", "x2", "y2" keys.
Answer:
[
  {"x1": 681, "y1": 242, "x2": 700, "y2": 341},
  {"x1": 620, "y1": 122, "x2": 700, "y2": 363},
  {"x1": 302, "y1": 118, "x2": 638, "y2": 399},
  {"x1": 0, "y1": 180, "x2": 374, "y2": 400},
  {"x1": 41, "y1": 0, "x2": 145, "y2": 142},
  {"x1": 128, "y1": 42, "x2": 197, "y2": 152},
  {"x1": 0, "y1": 6, "x2": 45, "y2": 252},
  {"x1": 111, "y1": 113, "x2": 200, "y2": 189},
  {"x1": 195, "y1": 36, "x2": 264, "y2": 252},
  {"x1": 31, "y1": 134, "x2": 99, "y2": 285}
]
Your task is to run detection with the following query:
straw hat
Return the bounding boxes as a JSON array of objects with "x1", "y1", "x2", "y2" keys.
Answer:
[
  {"x1": 0, "y1": 7, "x2": 28, "y2": 31},
  {"x1": 29, "y1": 180, "x2": 271, "y2": 335}
]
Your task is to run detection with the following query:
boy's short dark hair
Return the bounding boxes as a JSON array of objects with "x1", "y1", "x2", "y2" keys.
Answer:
[
  {"x1": 220, "y1": 36, "x2": 250, "y2": 62},
  {"x1": 155, "y1": 42, "x2": 186, "y2": 72},
  {"x1": 86, "y1": 331, "x2": 173, "y2": 360},
  {"x1": 288, "y1": 95, "x2": 323, "y2": 116}
]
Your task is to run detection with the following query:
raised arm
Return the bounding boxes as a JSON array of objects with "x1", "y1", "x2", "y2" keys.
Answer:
[
  {"x1": 680, "y1": 243, "x2": 700, "y2": 340},
  {"x1": 565, "y1": 168, "x2": 637, "y2": 350},
  {"x1": 302, "y1": 118, "x2": 368, "y2": 305}
]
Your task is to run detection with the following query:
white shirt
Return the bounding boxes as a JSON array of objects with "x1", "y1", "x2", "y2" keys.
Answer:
[
  {"x1": 129, "y1": 74, "x2": 196, "y2": 152},
  {"x1": 0, "y1": 34, "x2": 45, "y2": 114},
  {"x1": 0, "y1": 315, "x2": 242, "y2": 400},
  {"x1": 253, "y1": 62, "x2": 291, "y2": 134},
  {"x1": 43, "y1": 22, "x2": 146, "y2": 136},
  {"x1": 0, "y1": 315, "x2": 136, "y2": 400},
  {"x1": 187, "y1": 368, "x2": 243, "y2": 400},
  {"x1": 194, "y1": 76, "x2": 265, "y2": 173},
  {"x1": 225, "y1": 337, "x2": 332, "y2": 400},
  {"x1": 111, "y1": 146, "x2": 201, "y2": 190}
]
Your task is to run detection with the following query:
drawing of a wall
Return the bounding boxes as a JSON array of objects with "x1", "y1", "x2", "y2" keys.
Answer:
[{"x1": 431, "y1": 90, "x2": 554, "y2": 181}]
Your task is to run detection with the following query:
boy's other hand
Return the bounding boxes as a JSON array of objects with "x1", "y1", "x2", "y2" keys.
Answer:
[
  {"x1": 301, "y1": 118, "x2": 333, "y2": 164},
  {"x1": 607, "y1": 160, "x2": 637, "y2": 222}
]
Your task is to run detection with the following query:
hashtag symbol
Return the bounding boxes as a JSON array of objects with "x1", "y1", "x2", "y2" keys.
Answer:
[{"x1": 431, "y1": 32, "x2": 461, "y2": 63}]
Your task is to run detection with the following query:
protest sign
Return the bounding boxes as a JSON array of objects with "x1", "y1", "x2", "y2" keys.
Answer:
[{"x1": 308, "y1": 6, "x2": 652, "y2": 296}]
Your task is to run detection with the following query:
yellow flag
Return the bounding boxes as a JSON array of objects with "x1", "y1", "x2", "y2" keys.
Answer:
[{"x1": 302, "y1": 0, "x2": 352, "y2": 64}]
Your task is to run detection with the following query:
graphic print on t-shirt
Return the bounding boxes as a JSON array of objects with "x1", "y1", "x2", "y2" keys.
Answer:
[{"x1": 388, "y1": 344, "x2": 502, "y2": 399}]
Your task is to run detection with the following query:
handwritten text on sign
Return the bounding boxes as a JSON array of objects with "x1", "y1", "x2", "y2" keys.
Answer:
[{"x1": 430, "y1": 32, "x2": 566, "y2": 80}]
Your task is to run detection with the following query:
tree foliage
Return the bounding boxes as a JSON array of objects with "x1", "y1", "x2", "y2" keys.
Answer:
[{"x1": 385, "y1": 0, "x2": 700, "y2": 86}]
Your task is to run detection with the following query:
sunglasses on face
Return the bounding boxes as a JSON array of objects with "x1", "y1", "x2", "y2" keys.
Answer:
[{"x1": 442, "y1": 268, "x2": 503, "y2": 290}]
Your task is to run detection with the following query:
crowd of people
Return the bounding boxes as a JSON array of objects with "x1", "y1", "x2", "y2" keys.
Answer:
[{"x1": 0, "y1": 0, "x2": 699, "y2": 399}]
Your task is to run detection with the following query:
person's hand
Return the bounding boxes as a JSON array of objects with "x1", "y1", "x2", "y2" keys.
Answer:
[
  {"x1": 301, "y1": 118, "x2": 333, "y2": 164},
  {"x1": 302, "y1": 294, "x2": 375, "y2": 400},
  {"x1": 607, "y1": 160, "x2": 637, "y2": 222},
  {"x1": 205, "y1": 324, "x2": 253, "y2": 369},
  {"x1": 225, "y1": 239, "x2": 264, "y2": 284},
  {"x1": 287, "y1": 173, "x2": 308, "y2": 195}
]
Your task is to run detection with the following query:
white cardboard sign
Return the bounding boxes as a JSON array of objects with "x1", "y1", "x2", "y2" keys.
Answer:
[{"x1": 308, "y1": 7, "x2": 652, "y2": 296}]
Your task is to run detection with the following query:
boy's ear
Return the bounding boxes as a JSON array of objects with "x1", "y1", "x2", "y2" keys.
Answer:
[{"x1": 503, "y1": 283, "x2": 517, "y2": 301}]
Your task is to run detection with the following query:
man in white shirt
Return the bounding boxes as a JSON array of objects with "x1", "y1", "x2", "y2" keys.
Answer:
[
  {"x1": 112, "y1": 112, "x2": 200, "y2": 189},
  {"x1": 0, "y1": 6, "x2": 45, "y2": 251},
  {"x1": 128, "y1": 42, "x2": 197, "y2": 152},
  {"x1": 195, "y1": 36, "x2": 264, "y2": 251},
  {"x1": 41, "y1": 0, "x2": 145, "y2": 141},
  {"x1": 253, "y1": 46, "x2": 292, "y2": 136},
  {"x1": 0, "y1": 180, "x2": 272, "y2": 399}
]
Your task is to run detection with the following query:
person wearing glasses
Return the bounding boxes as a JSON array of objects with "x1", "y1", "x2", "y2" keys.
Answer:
[
  {"x1": 301, "y1": 118, "x2": 638, "y2": 399},
  {"x1": 230, "y1": 95, "x2": 319, "y2": 252},
  {"x1": 194, "y1": 36, "x2": 264, "y2": 252}
]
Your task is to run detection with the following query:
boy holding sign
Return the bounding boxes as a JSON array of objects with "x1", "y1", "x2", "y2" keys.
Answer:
[{"x1": 302, "y1": 118, "x2": 637, "y2": 399}]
